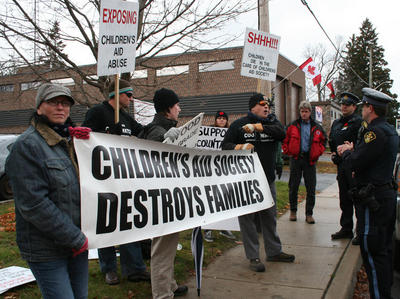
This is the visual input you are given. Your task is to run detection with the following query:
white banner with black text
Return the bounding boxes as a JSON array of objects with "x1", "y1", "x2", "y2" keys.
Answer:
[{"x1": 75, "y1": 132, "x2": 273, "y2": 249}]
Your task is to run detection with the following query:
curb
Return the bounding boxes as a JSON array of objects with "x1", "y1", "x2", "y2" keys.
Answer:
[{"x1": 324, "y1": 241, "x2": 362, "y2": 299}]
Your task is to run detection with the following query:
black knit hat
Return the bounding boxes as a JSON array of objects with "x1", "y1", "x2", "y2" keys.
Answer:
[
  {"x1": 153, "y1": 88, "x2": 179, "y2": 113},
  {"x1": 215, "y1": 111, "x2": 228, "y2": 120},
  {"x1": 248, "y1": 93, "x2": 265, "y2": 110},
  {"x1": 108, "y1": 79, "x2": 133, "y2": 98}
]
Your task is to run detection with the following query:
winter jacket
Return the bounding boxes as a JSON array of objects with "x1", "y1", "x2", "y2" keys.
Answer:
[
  {"x1": 222, "y1": 112, "x2": 285, "y2": 183},
  {"x1": 328, "y1": 112, "x2": 362, "y2": 164},
  {"x1": 83, "y1": 101, "x2": 143, "y2": 136},
  {"x1": 5, "y1": 119, "x2": 86, "y2": 262},
  {"x1": 139, "y1": 113, "x2": 178, "y2": 141},
  {"x1": 282, "y1": 118, "x2": 326, "y2": 165}
]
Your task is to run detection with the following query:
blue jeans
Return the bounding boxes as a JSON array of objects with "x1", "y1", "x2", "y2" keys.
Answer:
[
  {"x1": 98, "y1": 242, "x2": 146, "y2": 276},
  {"x1": 28, "y1": 251, "x2": 88, "y2": 299}
]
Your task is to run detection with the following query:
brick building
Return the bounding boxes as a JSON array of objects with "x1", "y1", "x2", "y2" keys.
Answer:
[{"x1": 0, "y1": 47, "x2": 306, "y2": 133}]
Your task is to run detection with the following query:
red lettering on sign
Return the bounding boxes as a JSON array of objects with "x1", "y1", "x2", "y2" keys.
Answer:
[
  {"x1": 102, "y1": 8, "x2": 137, "y2": 24},
  {"x1": 247, "y1": 31, "x2": 278, "y2": 49}
]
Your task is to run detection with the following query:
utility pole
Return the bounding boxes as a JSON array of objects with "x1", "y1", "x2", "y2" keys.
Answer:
[
  {"x1": 369, "y1": 47, "x2": 373, "y2": 87},
  {"x1": 257, "y1": 0, "x2": 271, "y2": 98}
]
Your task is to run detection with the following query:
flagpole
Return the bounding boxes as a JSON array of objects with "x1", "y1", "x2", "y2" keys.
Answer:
[{"x1": 271, "y1": 65, "x2": 300, "y2": 91}]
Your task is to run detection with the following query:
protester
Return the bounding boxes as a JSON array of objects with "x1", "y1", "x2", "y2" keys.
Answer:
[
  {"x1": 214, "y1": 110, "x2": 229, "y2": 128},
  {"x1": 139, "y1": 88, "x2": 188, "y2": 298},
  {"x1": 222, "y1": 93, "x2": 295, "y2": 272},
  {"x1": 282, "y1": 101, "x2": 326, "y2": 224},
  {"x1": 329, "y1": 92, "x2": 362, "y2": 244},
  {"x1": 204, "y1": 110, "x2": 236, "y2": 242},
  {"x1": 82, "y1": 79, "x2": 150, "y2": 285},
  {"x1": 337, "y1": 88, "x2": 398, "y2": 299},
  {"x1": 5, "y1": 83, "x2": 89, "y2": 299}
]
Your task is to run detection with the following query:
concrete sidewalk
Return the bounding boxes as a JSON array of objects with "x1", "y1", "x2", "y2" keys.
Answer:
[{"x1": 184, "y1": 182, "x2": 361, "y2": 299}]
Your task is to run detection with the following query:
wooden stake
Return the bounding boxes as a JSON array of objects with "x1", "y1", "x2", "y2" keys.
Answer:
[{"x1": 115, "y1": 73, "x2": 119, "y2": 123}]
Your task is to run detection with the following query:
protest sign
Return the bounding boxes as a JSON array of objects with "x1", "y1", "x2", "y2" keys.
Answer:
[
  {"x1": 74, "y1": 132, "x2": 273, "y2": 249},
  {"x1": 195, "y1": 126, "x2": 227, "y2": 150},
  {"x1": 241, "y1": 27, "x2": 280, "y2": 81},
  {"x1": 0, "y1": 266, "x2": 35, "y2": 294},
  {"x1": 97, "y1": 0, "x2": 139, "y2": 76},
  {"x1": 134, "y1": 99, "x2": 155, "y2": 125},
  {"x1": 315, "y1": 106, "x2": 323, "y2": 123},
  {"x1": 164, "y1": 113, "x2": 203, "y2": 147}
]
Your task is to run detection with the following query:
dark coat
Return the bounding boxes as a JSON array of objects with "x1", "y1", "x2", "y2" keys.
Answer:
[{"x1": 222, "y1": 112, "x2": 285, "y2": 183}]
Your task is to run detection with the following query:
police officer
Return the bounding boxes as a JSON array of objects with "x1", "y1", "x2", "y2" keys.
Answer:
[
  {"x1": 337, "y1": 88, "x2": 398, "y2": 299},
  {"x1": 329, "y1": 92, "x2": 362, "y2": 243}
]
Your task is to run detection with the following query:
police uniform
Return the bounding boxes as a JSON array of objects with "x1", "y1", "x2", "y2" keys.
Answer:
[
  {"x1": 342, "y1": 88, "x2": 398, "y2": 299},
  {"x1": 329, "y1": 92, "x2": 362, "y2": 240}
]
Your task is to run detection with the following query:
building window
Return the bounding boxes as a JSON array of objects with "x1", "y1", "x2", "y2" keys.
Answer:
[
  {"x1": 0, "y1": 84, "x2": 14, "y2": 92},
  {"x1": 199, "y1": 60, "x2": 235, "y2": 72},
  {"x1": 156, "y1": 65, "x2": 189, "y2": 77},
  {"x1": 133, "y1": 69, "x2": 147, "y2": 79},
  {"x1": 83, "y1": 75, "x2": 98, "y2": 84},
  {"x1": 21, "y1": 81, "x2": 41, "y2": 91},
  {"x1": 51, "y1": 78, "x2": 75, "y2": 86}
]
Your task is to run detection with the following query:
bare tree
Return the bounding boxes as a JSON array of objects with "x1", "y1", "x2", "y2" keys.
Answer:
[
  {"x1": 0, "y1": 0, "x2": 254, "y2": 105},
  {"x1": 303, "y1": 40, "x2": 343, "y2": 102}
]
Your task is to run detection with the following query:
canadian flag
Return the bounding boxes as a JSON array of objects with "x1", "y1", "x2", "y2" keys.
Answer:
[
  {"x1": 326, "y1": 81, "x2": 335, "y2": 99},
  {"x1": 299, "y1": 57, "x2": 322, "y2": 86}
]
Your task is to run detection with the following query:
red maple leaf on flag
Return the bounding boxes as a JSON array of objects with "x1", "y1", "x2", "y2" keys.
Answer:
[
  {"x1": 307, "y1": 65, "x2": 315, "y2": 75},
  {"x1": 300, "y1": 57, "x2": 321, "y2": 86}
]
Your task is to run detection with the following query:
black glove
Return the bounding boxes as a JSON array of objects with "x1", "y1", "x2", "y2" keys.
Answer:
[
  {"x1": 106, "y1": 122, "x2": 123, "y2": 135},
  {"x1": 276, "y1": 166, "x2": 282, "y2": 179}
]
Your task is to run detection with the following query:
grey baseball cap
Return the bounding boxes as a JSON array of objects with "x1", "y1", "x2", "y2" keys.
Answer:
[{"x1": 35, "y1": 83, "x2": 75, "y2": 108}]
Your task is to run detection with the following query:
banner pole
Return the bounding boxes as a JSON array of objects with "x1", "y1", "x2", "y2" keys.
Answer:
[{"x1": 115, "y1": 73, "x2": 120, "y2": 123}]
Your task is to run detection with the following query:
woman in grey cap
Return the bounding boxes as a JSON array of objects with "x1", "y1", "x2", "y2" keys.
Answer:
[{"x1": 6, "y1": 83, "x2": 90, "y2": 299}]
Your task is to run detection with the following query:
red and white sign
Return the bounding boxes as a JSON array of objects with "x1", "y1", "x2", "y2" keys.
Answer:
[
  {"x1": 315, "y1": 106, "x2": 323, "y2": 123},
  {"x1": 300, "y1": 57, "x2": 321, "y2": 86},
  {"x1": 241, "y1": 27, "x2": 280, "y2": 81},
  {"x1": 0, "y1": 266, "x2": 35, "y2": 294},
  {"x1": 97, "y1": 0, "x2": 139, "y2": 76}
]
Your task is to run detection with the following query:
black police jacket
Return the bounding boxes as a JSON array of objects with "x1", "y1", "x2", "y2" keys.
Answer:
[
  {"x1": 329, "y1": 112, "x2": 362, "y2": 164},
  {"x1": 222, "y1": 112, "x2": 285, "y2": 184},
  {"x1": 342, "y1": 116, "x2": 398, "y2": 186},
  {"x1": 82, "y1": 101, "x2": 143, "y2": 136}
]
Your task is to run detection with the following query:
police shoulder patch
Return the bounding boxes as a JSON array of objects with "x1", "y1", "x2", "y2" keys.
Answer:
[{"x1": 364, "y1": 131, "x2": 376, "y2": 143}]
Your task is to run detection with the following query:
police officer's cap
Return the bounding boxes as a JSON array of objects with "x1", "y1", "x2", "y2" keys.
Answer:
[
  {"x1": 359, "y1": 87, "x2": 392, "y2": 107},
  {"x1": 339, "y1": 92, "x2": 359, "y2": 105}
]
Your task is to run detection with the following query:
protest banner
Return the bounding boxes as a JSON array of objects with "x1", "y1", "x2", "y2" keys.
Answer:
[
  {"x1": 74, "y1": 132, "x2": 274, "y2": 249},
  {"x1": 195, "y1": 126, "x2": 227, "y2": 150},
  {"x1": 164, "y1": 113, "x2": 204, "y2": 147},
  {"x1": 241, "y1": 27, "x2": 280, "y2": 81},
  {"x1": 97, "y1": 0, "x2": 139, "y2": 76},
  {"x1": 0, "y1": 266, "x2": 35, "y2": 294}
]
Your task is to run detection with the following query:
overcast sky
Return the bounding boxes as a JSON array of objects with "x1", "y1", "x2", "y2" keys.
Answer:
[
  {"x1": 66, "y1": 0, "x2": 400, "y2": 100},
  {"x1": 233, "y1": 0, "x2": 400, "y2": 98}
]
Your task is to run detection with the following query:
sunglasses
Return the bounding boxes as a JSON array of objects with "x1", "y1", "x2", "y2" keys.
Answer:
[
  {"x1": 46, "y1": 99, "x2": 72, "y2": 107},
  {"x1": 123, "y1": 92, "x2": 133, "y2": 98},
  {"x1": 258, "y1": 100, "x2": 268, "y2": 106}
]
